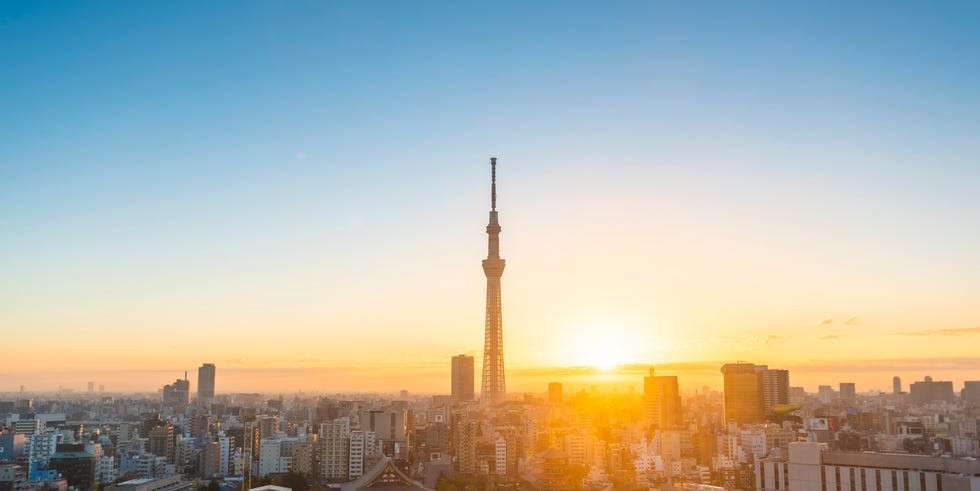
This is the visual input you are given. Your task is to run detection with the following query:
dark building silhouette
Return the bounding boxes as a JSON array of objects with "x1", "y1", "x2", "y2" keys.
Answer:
[
  {"x1": 162, "y1": 374, "x2": 190, "y2": 407},
  {"x1": 451, "y1": 355, "x2": 474, "y2": 403},
  {"x1": 963, "y1": 381, "x2": 980, "y2": 403},
  {"x1": 721, "y1": 363, "x2": 790, "y2": 424},
  {"x1": 722, "y1": 363, "x2": 764, "y2": 425},
  {"x1": 50, "y1": 445, "x2": 94, "y2": 491},
  {"x1": 644, "y1": 368, "x2": 681, "y2": 429},
  {"x1": 910, "y1": 376, "x2": 954, "y2": 403},
  {"x1": 548, "y1": 382, "x2": 563, "y2": 405},
  {"x1": 198, "y1": 363, "x2": 215, "y2": 403}
]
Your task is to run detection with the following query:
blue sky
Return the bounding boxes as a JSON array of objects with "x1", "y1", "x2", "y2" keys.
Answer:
[{"x1": 2, "y1": 2, "x2": 980, "y2": 392}]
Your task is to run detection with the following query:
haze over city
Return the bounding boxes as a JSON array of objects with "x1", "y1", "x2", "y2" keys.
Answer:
[{"x1": 3, "y1": 2, "x2": 980, "y2": 395}]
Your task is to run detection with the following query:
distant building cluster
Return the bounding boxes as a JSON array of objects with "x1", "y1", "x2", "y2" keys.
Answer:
[{"x1": 4, "y1": 366, "x2": 980, "y2": 491}]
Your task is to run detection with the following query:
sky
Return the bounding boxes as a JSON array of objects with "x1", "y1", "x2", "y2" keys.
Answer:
[{"x1": 2, "y1": 2, "x2": 980, "y2": 395}]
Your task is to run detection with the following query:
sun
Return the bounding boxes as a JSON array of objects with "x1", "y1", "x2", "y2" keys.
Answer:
[{"x1": 560, "y1": 321, "x2": 646, "y2": 371}]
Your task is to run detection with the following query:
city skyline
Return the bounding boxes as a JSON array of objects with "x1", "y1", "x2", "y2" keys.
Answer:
[{"x1": 3, "y1": 3, "x2": 980, "y2": 394}]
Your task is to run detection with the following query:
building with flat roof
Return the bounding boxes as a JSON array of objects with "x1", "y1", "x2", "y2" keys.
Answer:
[
  {"x1": 757, "y1": 442, "x2": 980, "y2": 491},
  {"x1": 910, "y1": 376, "x2": 955, "y2": 403},
  {"x1": 451, "y1": 355, "x2": 474, "y2": 403},
  {"x1": 106, "y1": 476, "x2": 192, "y2": 491}
]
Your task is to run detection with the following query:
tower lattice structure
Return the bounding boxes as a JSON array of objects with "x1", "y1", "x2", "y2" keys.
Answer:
[{"x1": 481, "y1": 157, "x2": 506, "y2": 405}]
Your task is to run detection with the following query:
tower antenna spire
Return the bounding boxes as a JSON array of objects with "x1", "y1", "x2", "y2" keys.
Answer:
[{"x1": 491, "y1": 157, "x2": 497, "y2": 211}]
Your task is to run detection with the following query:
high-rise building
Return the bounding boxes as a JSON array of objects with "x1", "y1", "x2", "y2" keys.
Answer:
[
  {"x1": 721, "y1": 363, "x2": 789, "y2": 424},
  {"x1": 909, "y1": 376, "x2": 955, "y2": 403},
  {"x1": 319, "y1": 418, "x2": 350, "y2": 480},
  {"x1": 28, "y1": 433, "x2": 61, "y2": 478},
  {"x1": 200, "y1": 440, "x2": 221, "y2": 479},
  {"x1": 893, "y1": 376, "x2": 902, "y2": 394},
  {"x1": 162, "y1": 376, "x2": 190, "y2": 407},
  {"x1": 839, "y1": 383, "x2": 856, "y2": 403},
  {"x1": 481, "y1": 158, "x2": 507, "y2": 406},
  {"x1": 450, "y1": 409, "x2": 477, "y2": 476},
  {"x1": 548, "y1": 382, "x2": 563, "y2": 405},
  {"x1": 451, "y1": 355, "x2": 475, "y2": 403},
  {"x1": 963, "y1": 381, "x2": 980, "y2": 404},
  {"x1": 49, "y1": 445, "x2": 95, "y2": 491},
  {"x1": 348, "y1": 430, "x2": 376, "y2": 480},
  {"x1": 147, "y1": 424, "x2": 174, "y2": 464},
  {"x1": 198, "y1": 363, "x2": 216, "y2": 403},
  {"x1": 643, "y1": 368, "x2": 681, "y2": 429},
  {"x1": 721, "y1": 363, "x2": 764, "y2": 425},
  {"x1": 761, "y1": 369, "x2": 789, "y2": 416}
]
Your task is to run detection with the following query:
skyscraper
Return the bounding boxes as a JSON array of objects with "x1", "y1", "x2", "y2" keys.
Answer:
[
  {"x1": 721, "y1": 363, "x2": 763, "y2": 424},
  {"x1": 198, "y1": 363, "x2": 216, "y2": 403},
  {"x1": 548, "y1": 382, "x2": 563, "y2": 405},
  {"x1": 761, "y1": 369, "x2": 789, "y2": 415},
  {"x1": 451, "y1": 355, "x2": 475, "y2": 403},
  {"x1": 893, "y1": 376, "x2": 902, "y2": 394},
  {"x1": 721, "y1": 363, "x2": 789, "y2": 424},
  {"x1": 481, "y1": 158, "x2": 506, "y2": 405},
  {"x1": 643, "y1": 368, "x2": 682, "y2": 429}
]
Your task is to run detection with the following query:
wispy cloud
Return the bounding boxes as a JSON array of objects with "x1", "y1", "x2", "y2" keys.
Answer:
[
  {"x1": 896, "y1": 326, "x2": 980, "y2": 337},
  {"x1": 817, "y1": 318, "x2": 833, "y2": 327},
  {"x1": 819, "y1": 335, "x2": 839, "y2": 341},
  {"x1": 787, "y1": 357, "x2": 980, "y2": 373},
  {"x1": 844, "y1": 316, "x2": 859, "y2": 325}
]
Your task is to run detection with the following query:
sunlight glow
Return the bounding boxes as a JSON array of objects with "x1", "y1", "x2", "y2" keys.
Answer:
[{"x1": 559, "y1": 318, "x2": 654, "y2": 370}]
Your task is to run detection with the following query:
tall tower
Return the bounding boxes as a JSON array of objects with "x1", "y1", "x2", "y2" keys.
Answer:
[{"x1": 481, "y1": 157, "x2": 506, "y2": 405}]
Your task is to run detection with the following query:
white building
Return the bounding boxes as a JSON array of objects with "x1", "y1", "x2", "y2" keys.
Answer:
[
  {"x1": 348, "y1": 430, "x2": 376, "y2": 480},
  {"x1": 218, "y1": 436, "x2": 232, "y2": 476},
  {"x1": 319, "y1": 418, "x2": 350, "y2": 480},
  {"x1": 757, "y1": 442, "x2": 980, "y2": 491},
  {"x1": 258, "y1": 440, "x2": 281, "y2": 477},
  {"x1": 494, "y1": 435, "x2": 507, "y2": 477},
  {"x1": 28, "y1": 433, "x2": 61, "y2": 475}
]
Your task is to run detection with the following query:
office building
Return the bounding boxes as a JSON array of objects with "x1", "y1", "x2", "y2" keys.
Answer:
[
  {"x1": 721, "y1": 363, "x2": 764, "y2": 425},
  {"x1": 162, "y1": 376, "x2": 190, "y2": 407},
  {"x1": 49, "y1": 446, "x2": 94, "y2": 490},
  {"x1": 762, "y1": 369, "x2": 790, "y2": 416},
  {"x1": 197, "y1": 364, "x2": 216, "y2": 403},
  {"x1": 910, "y1": 376, "x2": 955, "y2": 403},
  {"x1": 893, "y1": 376, "x2": 902, "y2": 394},
  {"x1": 963, "y1": 381, "x2": 980, "y2": 404},
  {"x1": 451, "y1": 355, "x2": 475, "y2": 403},
  {"x1": 643, "y1": 368, "x2": 681, "y2": 429},
  {"x1": 839, "y1": 382, "x2": 856, "y2": 404},
  {"x1": 721, "y1": 363, "x2": 790, "y2": 424},
  {"x1": 548, "y1": 382, "x2": 563, "y2": 405},
  {"x1": 758, "y1": 442, "x2": 980, "y2": 491}
]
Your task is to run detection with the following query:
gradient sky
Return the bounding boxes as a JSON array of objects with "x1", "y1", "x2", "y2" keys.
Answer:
[{"x1": 2, "y1": 2, "x2": 980, "y2": 394}]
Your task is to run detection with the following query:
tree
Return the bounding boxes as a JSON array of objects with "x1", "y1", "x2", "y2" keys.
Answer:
[{"x1": 435, "y1": 475, "x2": 459, "y2": 491}]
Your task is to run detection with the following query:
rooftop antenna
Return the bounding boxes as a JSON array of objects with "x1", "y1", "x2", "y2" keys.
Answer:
[{"x1": 491, "y1": 157, "x2": 497, "y2": 211}]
